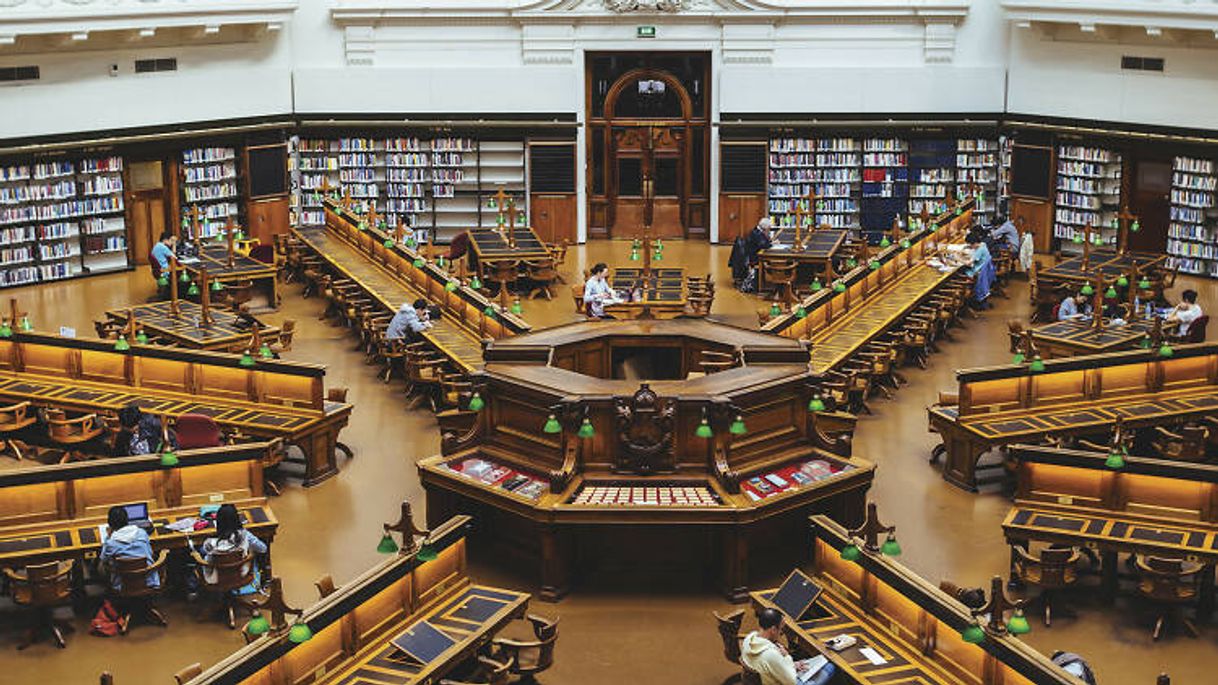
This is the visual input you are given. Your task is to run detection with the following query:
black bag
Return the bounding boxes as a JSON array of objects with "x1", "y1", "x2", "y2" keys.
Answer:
[{"x1": 740, "y1": 268, "x2": 757, "y2": 294}]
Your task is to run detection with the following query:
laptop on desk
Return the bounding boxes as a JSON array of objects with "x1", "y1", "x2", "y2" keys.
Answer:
[{"x1": 120, "y1": 502, "x2": 154, "y2": 533}]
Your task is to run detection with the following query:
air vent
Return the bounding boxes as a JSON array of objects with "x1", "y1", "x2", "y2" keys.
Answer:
[
  {"x1": 1121, "y1": 56, "x2": 1164, "y2": 72},
  {"x1": 0, "y1": 66, "x2": 40, "y2": 83},
  {"x1": 134, "y1": 58, "x2": 178, "y2": 74}
]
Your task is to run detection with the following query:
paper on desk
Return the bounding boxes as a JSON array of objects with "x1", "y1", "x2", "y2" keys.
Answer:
[
  {"x1": 858, "y1": 647, "x2": 887, "y2": 665},
  {"x1": 770, "y1": 244, "x2": 791, "y2": 251}
]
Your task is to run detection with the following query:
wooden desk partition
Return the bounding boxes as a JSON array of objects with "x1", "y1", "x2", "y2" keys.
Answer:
[
  {"x1": 0, "y1": 332, "x2": 351, "y2": 486},
  {"x1": 1004, "y1": 444, "x2": 1218, "y2": 615},
  {"x1": 750, "y1": 514, "x2": 1078, "y2": 685},
  {"x1": 184, "y1": 515, "x2": 530, "y2": 685},
  {"x1": 105, "y1": 301, "x2": 280, "y2": 353},
  {"x1": 928, "y1": 343, "x2": 1218, "y2": 491}
]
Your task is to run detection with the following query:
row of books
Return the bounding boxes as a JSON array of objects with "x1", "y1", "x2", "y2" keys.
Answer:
[
  {"x1": 0, "y1": 180, "x2": 78, "y2": 204},
  {"x1": 767, "y1": 198, "x2": 859, "y2": 214},
  {"x1": 183, "y1": 163, "x2": 236, "y2": 184},
  {"x1": 1171, "y1": 188, "x2": 1215, "y2": 209},
  {"x1": 1172, "y1": 172, "x2": 1216, "y2": 191},
  {"x1": 770, "y1": 153, "x2": 860, "y2": 168},
  {"x1": 769, "y1": 169, "x2": 860, "y2": 183},
  {"x1": 1059, "y1": 146, "x2": 1117, "y2": 163},
  {"x1": 182, "y1": 147, "x2": 234, "y2": 164},
  {"x1": 183, "y1": 182, "x2": 237, "y2": 204},
  {"x1": 769, "y1": 138, "x2": 859, "y2": 153},
  {"x1": 1167, "y1": 240, "x2": 1218, "y2": 259},
  {"x1": 1167, "y1": 256, "x2": 1218, "y2": 275},
  {"x1": 0, "y1": 196, "x2": 124, "y2": 225},
  {"x1": 768, "y1": 183, "x2": 855, "y2": 199}
]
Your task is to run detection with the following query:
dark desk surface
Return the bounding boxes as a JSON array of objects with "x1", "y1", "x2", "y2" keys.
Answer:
[
  {"x1": 467, "y1": 227, "x2": 550, "y2": 261},
  {"x1": 1030, "y1": 318, "x2": 1153, "y2": 352},
  {"x1": 761, "y1": 228, "x2": 848, "y2": 260},
  {"x1": 1004, "y1": 505, "x2": 1218, "y2": 561},
  {"x1": 486, "y1": 318, "x2": 802, "y2": 351},
  {"x1": 1042, "y1": 250, "x2": 1167, "y2": 282},
  {"x1": 105, "y1": 301, "x2": 278, "y2": 350},
  {"x1": 610, "y1": 267, "x2": 686, "y2": 305},
  {"x1": 182, "y1": 244, "x2": 275, "y2": 280}
]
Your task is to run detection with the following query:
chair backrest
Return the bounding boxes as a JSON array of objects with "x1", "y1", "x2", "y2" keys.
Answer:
[
  {"x1": 528, "y1": 614, "x2": 559, "y2": 672},
  {"x1": 200, "y1": 547, "x2": 255, "y2": 592},
  {"x1": 327, "y1": 387, "x2": 349, "y2": 404},
  {"x1": 45, "y1": 409, "x2": 102, "y2": 443},
  {"x1": 714, "y1": 609, "x2": 744, "y2": 664},
  {"x1": 174, "y1": 663, "x2": 202, "y2": 685},
  {"x1": 11, "y1": 560, "x2": 73, "y2": 606},
  {"x1": 176, "y1": 413, "x2": 222, "y2": 449},
  {"x1": 1016, "y1": 545, "x2": 1079, "y2": 588},
  {"x1": 114, "y1": 553, "x2": 163, "y2": 597},
  {"x1": 0, "y1": 400, "x2": 32, "y2": 430},
  {"x1": 486, "y1": 260, "x2": 520, "y2": 283},
  {"x1": 1136, "y1": 555, "x2": 1198, "y2": 601},
  {"x1": 1187, "y1": 314, "x2": 1210, "y2": 343},
  {"x1": 571, "y1": 284, "x2": 586, "y2": 315},
  {"x1": 741, "y1": 662, "x2": 764, "y2": 685},
  {"x1": 448, "y1": 231, "x2": 471, "y2": 260},
  {"x1": 315, "y1": 573, "x2": 337, "y2": 599},
  {"x1": 248, "y1": 244, "x2": 275, "y2": 265}
]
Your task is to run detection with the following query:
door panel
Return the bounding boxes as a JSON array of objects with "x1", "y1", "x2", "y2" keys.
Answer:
[
  {"x1": 1129, "y1": 159, "x2": 1171, "y2": 254},
  {"x1": 129, "y1": 193, "x2": 164, "y2": 266}
]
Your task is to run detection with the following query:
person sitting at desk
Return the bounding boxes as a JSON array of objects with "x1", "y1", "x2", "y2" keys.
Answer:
[
  {"x1": 386, "y1": 299, "x2": 433, "y2": 342},
  {"x1": 1057, "y1": 292, "x2": 1091, "y2": 321},
  {"x1": 989, "y1": 215, "x2": 1020, "y2": 253},
  {"x1": 1165, "y1": 289, "x2": 1203, "y2": 336},
  {"x1": 965, "y1": 230, "x2": 995, "y2": 307},
  {"x1": 741, "y1": 607, "x2": 836, "y2": 685},
  {"x1": 583, "y1": 262, "x2": 615, "y2": 319},
  {"x1": 115, "y1": 403, "x2": 175, "y2": 457},
  {"x1": 99, "y1": 505, "x2": 157, "y2": 593},
  {"x1": 150, "y1": 231, "x2": 177, "y2": 295},
  {"x1": 745, "y1": 217, "x2": 776, "y2": 265},
  {"x1": 192, "y1": 503, "x2": 266, "y2": 597}
]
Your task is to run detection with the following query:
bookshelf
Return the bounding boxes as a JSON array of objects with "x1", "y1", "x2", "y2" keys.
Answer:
[
  {"x1": 1054, "y1": 143, "x2": 1122, "y2": 255},
  {"x1": 77, "y1": 155, "x2": 127, "y2": 275},
  {"x1": 955, "y1": 138, "x2": 1000, "y2": 225},
  {"x1": 181, "y1": 146, "x2": 239, "y2": 239},
  {"x1": 477, "y1": 140, "x2": 527, "y2": 232},
  {"x1": 861, "y1": 137, "x2": 908, "y2": 234},
  {"x1": 337, "y1": 137, "x2": 379, "y2": 216},
  {"x1": 292, "y1": 137, "x2": 337, "y2": 228},
  {"x1": 766, "y1": 137, "x2": 860, "y2": 231},
  {"x1": 997, "y1": 135, "x2": 1012, "y2": 218},
  {"x1": 908, "y1": 139, "x2": 954, "y2": 228},
  {"x1": 384, "y1": 136, "x2": 429, "y2": 230},
  {"x1": 430, "y1": 136, "x2": 475, "y2": 243},
  {"x1": 1166, "y1": 155, "x2": 1218, "y2": 276}
]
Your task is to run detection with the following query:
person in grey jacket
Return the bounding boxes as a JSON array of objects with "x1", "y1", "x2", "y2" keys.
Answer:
[{"x1": 99, "y1": 505, "x2": 157, "y2": 591}]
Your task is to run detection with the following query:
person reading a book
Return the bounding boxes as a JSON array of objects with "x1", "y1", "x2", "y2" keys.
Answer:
[
  {"x1": 740, "y1": 608, "x2": 836, "y2": 685},
  {"x1": 1165, "y1": 289, "x2": 1203, "y2": 337},
  {"x1": 989, "y1": 215, "x2": 1020, "y2": 253},
  {"x1": 745, "y1": 217, "x2": 776, "y2": 265},
  {"x1": 99, "y1": 505, "x2": 157, "y2": 592},
  {"x1": 1057, "y1": 291, "x2": 1091, "y2": 321},
  {"x1": 386, "y1": 299, "x2": 433, "y2": 341},
  {"x1": 582, "y1": 262, "x2": 615, "y2": 319}
]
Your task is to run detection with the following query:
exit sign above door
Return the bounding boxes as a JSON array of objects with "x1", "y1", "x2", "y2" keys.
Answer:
[{"x1": 637, "y1": 26, "x2": 656, "y2": 38}]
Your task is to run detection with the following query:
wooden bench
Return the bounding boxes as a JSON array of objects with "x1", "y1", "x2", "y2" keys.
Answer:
[
  {"x1": 0, "y1": 332, "x2": 351, "y2": 486},
  {"x1": 750, "y1": 513, "x2": 1079, "y2": 685},
  {"x1": 183, "y1": 514, "x2": 530, "y2": 685},
  {"x1": 928, "y1": 343, "x2": 1218, "y2": 491},
  {"x1": 1003, "y1": 443, "x2": 1218, "y2": 617}
]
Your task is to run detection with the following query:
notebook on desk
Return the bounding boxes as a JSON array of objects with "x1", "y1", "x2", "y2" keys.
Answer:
[{"x1": 390, "y1": 620, "x2": 455, "y2": 665}]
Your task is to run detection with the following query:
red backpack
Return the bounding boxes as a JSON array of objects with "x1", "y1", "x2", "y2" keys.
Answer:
[{"x1": 90, "y1": 600, "x2": 123, "y2": 637}]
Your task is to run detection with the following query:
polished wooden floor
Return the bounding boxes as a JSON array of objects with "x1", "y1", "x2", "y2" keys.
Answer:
[{"x1": 2, "y1": 240, "x2": 1217, "y2": 684}]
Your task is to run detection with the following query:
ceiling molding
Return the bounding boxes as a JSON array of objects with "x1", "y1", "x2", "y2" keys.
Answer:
[
  {"x1": 0, "y1": 0, "x2": 298, "y2": 43},
  {"x1": 1003, "y1": 0, "x2": 1218, "y2": 33}
]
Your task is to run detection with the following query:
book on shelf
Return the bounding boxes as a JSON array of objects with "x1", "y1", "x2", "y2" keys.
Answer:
[
  {"x1": 767, "y1": 137, "x2": 861, "y2": 229},
  {"x1": 1166, "y1": 155, "x2": 1218, "y2": 277},
  {"x1": 1054, "y1": 144, "x2": 1122, "y2": 255},
  {"x1": 181, "y1": 145, "x2": 238, "y2": 238}
]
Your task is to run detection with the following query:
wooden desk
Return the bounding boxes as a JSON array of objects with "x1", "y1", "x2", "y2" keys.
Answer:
[
  {"x1": 105, "y1": 301, "x2": 279, "y2": 353},
  {"x1": 605, "y1": 267, "x2": 689, "y2": 320},
  {"x1": 1036, "y1": 250, "x2": 1169, "y2": 321},
  {"x1": 184, "y1": 516, "x2": 530, "y2": 685},
  {"x1": 0, "y1": 332, "x2": 351, "y2": 487},
  {"x1": 466, "y1": 226, "x2": 551, "y2": 276},
  {"x1": 928, "y1": 343, "x2": 1218, "y2": 491},
  {"x1": 1003, "y1": 444, "x2": 1218, "y2": 616},
  {"x1": 757, "y1": 228, "x2": 847, "y2": 290},
  {"x1": 1029, "y1": 317, "x2": 1153, "y2": 358},
  {"x1": 182, "y1": 244, "x2": 278, "y2": 310},
  {"x1": 750, "y1": 514, "x2": 1077, "y2": 685}
]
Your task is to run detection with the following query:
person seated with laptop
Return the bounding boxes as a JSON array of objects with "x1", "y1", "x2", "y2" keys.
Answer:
[
  {"x1": 190, "y1": 503, "x2": 266, "y2": 597},
  {"x1": 741, "y1": 608, "x2": 836, "y2": 685},
  {"x1": 99, "y1": 504, "x2": 158, "y2": 593}
]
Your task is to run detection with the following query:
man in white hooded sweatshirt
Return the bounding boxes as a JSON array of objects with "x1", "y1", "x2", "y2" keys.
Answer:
[{"x1": 740, "y1": 608, "x2": 836, "y2": 685}]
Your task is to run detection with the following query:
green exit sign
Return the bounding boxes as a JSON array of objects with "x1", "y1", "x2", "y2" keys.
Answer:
[{"x1": 637, "y1": 26, "x2": 656, "y2": 38}]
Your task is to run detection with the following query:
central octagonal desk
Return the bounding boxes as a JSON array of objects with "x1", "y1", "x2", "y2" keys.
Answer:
[{"x1": 418, "y1": 319, "x2": 874, "y2": 602}]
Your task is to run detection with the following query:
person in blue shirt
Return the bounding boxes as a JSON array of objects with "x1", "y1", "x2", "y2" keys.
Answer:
[
  {"x1": 150, "y1": 231, "x2": 176, "y2": 276},
  {"x1": 1058, "y1": 292, "x2": 1090, "y2": 321},
  {"x1": 386, "y1": 299, "x2": 433, "y2": 341},
  {"x1": 582, "y1": 262, "x2": 615, "y2": 319},
  {"x1": 989, "y1": 215, "x2": 1020, "y2": 252},
  {"x1": 99, "y1": 505, "x2": 157, "y2": 591}
]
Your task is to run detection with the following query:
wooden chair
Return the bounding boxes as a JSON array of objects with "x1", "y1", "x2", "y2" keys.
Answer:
[
  {"x1": 189, "y1": 547, "x2": 257, "y2": 629},
  {"x1": 741, "y1": 663, "x2": 764, "y2": 685},
  {"x1": 1152, "y1": 424, "x2": 1210, "y2": 463},
  {"x1": 1011, "y1": 545, "x2": 1082, "y2": 626},
  {"x1": 176, "y1": 413, "x2": 223, "y2": 450},
  {"x1": 762, "y1": 259, "x2": 796, "y2": 308},
  {"x1": 1006, "y1": 320, "x2": 1024, "y2": 354},
  {"x1": 379, "y1": 338, "x2": 409, "y2": 383},
  {"x1": 327, "y1": 387, "x2": 354, "y2": 460},
  {"x1": 484, "y1": 259, "x2": 520, "y2": 300},
  {"x1": 111, "y1": 550, "x2": 170, "y2": 632},
  {"x1": 714, "y1": 609, "x2": 746, "y2": 685},
  {"x1": 315, "y1": 574, "x2": 337, "y2": 599},
  {"x1": 439, "y1": 656, "x2": 514, "y2": 685},
  {"x1": 3, "y1": 560, "x2": 75, "y2": 649},
  {"x1": 524, "y1": 258, "x2": 558, "y2": 300},
  {"x1": 94, "y1": 319, "x2": 124, "y2": 340},
  {"x1": 43, "y1": 408, "x2": 104, "y2": 463},
  {"x1": 493, "y1": 614, "x2": 558, "y2": 684},
  {"x1": 405, "y1": 344, "x2": 446, "y2": 411},
  {"x1": 546, "y1": 240, "x2": 569, "y2": 283},
  {"x1": 1170, "y1": 314, "x2": 1210, "y2": 344},
  {"x1": 174, "y1": 663, "x2": 202, "y2": 685},
  {"x1": 269, "y1": 319, "x2": 296, "y2": 355},
  {"x1": 1134, "y1": 555, "x2": 1201, "y2": 640},
  {"x1": 571, "y1": 284, "x2": 587, "y2": 317},
  {"x1": 0, "y1": 400, "x2": 35, "y2": 460},
  {"x1": 436, "y1": 370, "x2": 473, "y2": 412}
]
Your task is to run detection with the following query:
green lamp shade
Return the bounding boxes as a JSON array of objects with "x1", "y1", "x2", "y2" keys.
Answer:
[
  {"x1": 1140, "y1": 335, "x2": 1152, "y2": 349},
  {"x1": 1072, "y1": 233, "x2": 1084, "y2": 244},
  {"x1": 629, "y1": 249, "x2": 640, "y2": 262},
  {"x1": 839, "y1": 544, "x2": 862, "y2": 561},
  {"x1": 795, "y1": 306, "x2": 807, "y2": 320},
  {"x1": 470, "y1": 276, "x2": 483, "y2": 290},
  {"x1": 880, "y1": 533, "x2": 902, "y2": 557},
  {"x1": 239, "y1": 352, "x2": 256, "y2": 368},
  {"x1": 0, "y1": 322, "x2": 10, "y2": 338},
  {"x1": 810, "y1": 278, "x2": 822, "y2": 292},
  {"x1": 405, "y1": 237, "x2": 418, "y2": 249},
  {"x1": 159, "y1": 450, "x2": 179, "y2": 467},
  {"x1": 417, "y1": 543, "x2": 438, "y2": 561},
  {"x1": 879, "y1": 236, "x2": 891, "y2": 248},
  {"x1": 436, "y1": 256, "x2": 447, "y2": 269},
  {"x1": 1117, "y1": 275, "x2": 1129, "y2": 287},
  {"x1": 869, "y1": 259, "x2": 880, "y2": 270},
  {"x1": 357, "y1": 222, "x2": 367, "y2": 231},
  {"x1": 496, "y1": 214, "x2": 506, "y2": 226},
  {"x1": 180, "y1": 270, "x2": 191, "y2": 283},
  {"x1": 961, "y1": 622, "x2": 986, "y2": 644},
  {"x1": 157, "y1": 274, "x2": 169, "y2": 287},
  {"x1": 769, "y1": 302, "x2": 781, "y2": 317},
  {"x1": 259, "y1": 343, "x2": 274, "y2": 359},
  {"x1": 632, "y1": 238, "x2": 641, "y2": 249},
  {"x1": 1012, "y1": 352, "x2": 1025, "y2": 365},
  {"x1": 1105, "y1": 449, "x2": 1126, "y2": 470},
  {"x1": 900, "y1": 239, "x2": 911, "y2": 249},
  {"x1": 808, "y1": 396, "x2": 826, "y2": 412},
  {"x1": 653, "y1": 249, "x2": 663, "y2": 261},
  {"x1": 954, "y1": 206, "x2": 962, "y2": 216},
  {"x1": 655, "y1": 238, "x2": 664, "y2": 251},
  {"x1": 1131, "y1": 220, "x2": 1141, "y2": 232},
  {"x1": 695, "y1": 418, "x2": 714, "y2": 439},
  {"x1": 445, "y1": 279, "x2": 459, "y2": 292},
  {"x1": 1105, "y1": 286, "x2": 1118, "y2": 299},
  {"x1": 245, "y1": 612, "x2": 270, "y2": 636},
  {"x1": 483, "y1": 305, "x2": 496, "y2": 318},
  {"x1": 1080, "y1": 283, "x2": 1094, "y2": 296},
  {"x1": 376, "y1": 532, "x2": 399, "y2": 554},
  {"x1": 114, "y1": 336, "x2": 131, "y2": 351},
  {"x1": 577, "y1": 418, "x2": 595, "y2": 439},
  {"x1": 1139, "y1": 277, "x2": 1152, "y2": 290},
  {"x1": 729, "y1": 415, "x2": 747, "y2": 435},
  {"x1": 929, "y1": 223, "x2": 938, "y2": 232},
  {"x1": 833, "y1": 281, "x2": 846, "y2": 293},
  {"x1": 136, "y1": 331, "x2": 149, "y2": 345},
  {"x1": 543, "y1": 414, "x2": 562, "y2": 434},
  {"x1": 845, "y1": 258, "x2": 858, "y2": 269},
  {"x1": 235, "y1": 230, "x2": 246, "y2": 241},
  {"x1": 1029, "y1": 356, "x2": 1046, "y2": 373},
  {"x1": 486, "y1": 198, "x2": 497, "y2": 210},
  {"x1": 384, "y1": 239, "x2": 396, "y2": 249},
  {"x1": 510, "y1": 300, "x2": 523, "y2": 316},
  {"x1": 211, "y1": 280, "x2": 224, "y2": 292},
  {"x1": 17, "y1": 316, "x2": 31, "y2": 332},
  {"x1": 1112, "y1": 218, "x2": 1119, "y2": 229},
  {"x1": 1006, "y1": 609, "x2": 1031, "y2": 636},
  {"x1": 1159, "y1": 343, "x2": 1174, "y2": 358},
  {"x1": 287, "y1": 622, "x2": 313, "y2": 644},
  {"x1": 412, "y1": 257, "x2": 425, "y2": 268},
  {"x1": 467, "y1": 392, "x2": 485, "y2": 412},
  {"x1": 187, "y1": 282, "x2": 200, "y2": 297}
]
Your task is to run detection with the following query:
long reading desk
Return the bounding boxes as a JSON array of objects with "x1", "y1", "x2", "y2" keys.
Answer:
[
  {"x1": 750, "y1": 514, "x2": 1078, "y2": 685},
  {"x1": 757, "y1": 227, "x2": 847, "y2": 290},
  {"x1": 1028, "y1": 317, "x2": 1154, "y2": 358},
  {"x1": 928, "y1": 342, "x2": 1218, "y2": 491},
  {"x1": 105, "y1": 300, "x2": 280, "y2": 353},
  {"x1": 0, "y1": 332, "x2": 351, "y2": 486},
  {"x1": 1003, "y1": 444, "x2": 1218, "y2": 616},
  {"x1": 182, "y1": 243, "x2": 279, "y2": 310},
  {"x1": 184, "y1": 515, "x2": 530, "y2": 685},
  {"x1": 605, "y1": 266, "x2": 689, "y2": 319}
]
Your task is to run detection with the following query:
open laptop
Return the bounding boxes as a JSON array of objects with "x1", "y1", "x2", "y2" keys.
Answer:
[{"x1": 119, "y1": 502, "x2": 154, "y2": 533}]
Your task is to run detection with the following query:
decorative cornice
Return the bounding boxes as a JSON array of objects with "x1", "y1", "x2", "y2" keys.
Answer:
[
  {"x1": 1003, "y1": 0, "x2": 1218, "y2": 32},
  {"x1": 0, "y1": 0, "x2": 297, "y2": 39}
]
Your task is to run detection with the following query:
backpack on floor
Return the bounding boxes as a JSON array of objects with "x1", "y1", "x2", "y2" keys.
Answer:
[
  {"x1": 90, "y1": 600, "x2": 122, "y2": 637},
  {"x1": 740, "y1": 267, "x2": 757, "y2": 293}
]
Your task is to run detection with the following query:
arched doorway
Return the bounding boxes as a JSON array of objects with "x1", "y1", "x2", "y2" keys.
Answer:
[{"x1": 586, "y1": 53, "x2": 710, "y2": 239}]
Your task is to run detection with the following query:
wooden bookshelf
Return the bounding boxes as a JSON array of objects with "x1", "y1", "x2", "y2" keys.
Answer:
[
  {"x1": 476, "y1": 139, "x2": 527, "y2": 234},
  {"x1": 955, "y1": 138, "x2": 1000, "y2": 224},
  {"x1": 860, "y1": 137, "x2": 908, "y2": 235},
  {"x1": 78, "y1": 155, "x2": 128, "y2": 275},
  {"x1": 1166, "y1": 155, "x2": 1218, "y2": 276},
  {"x1": 180, "y1": 145, "x2": 239, "y2": 240},
  {"x1": 290, "y1": 136, "x2": 336, "y2": 228},
  {"x1": 383, "y1": 135, "x2": 429, "y2": 230},
  {"x1": 337, "y1": 136, "x2": 379, "y2": 215},
  {"x1": 908, "y1": 139, "x2": 955, "y2": 226},
  {"x1": 1054, "y1": 143, "x2": 1122, "y2": 255},
  {"x1": 767, "y1": 137, "x2": 861, "y2": 231}
]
